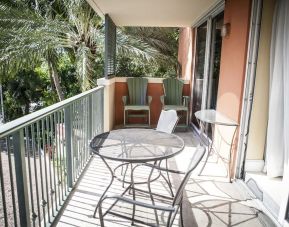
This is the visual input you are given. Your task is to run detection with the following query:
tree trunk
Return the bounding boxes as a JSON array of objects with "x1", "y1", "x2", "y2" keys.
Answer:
[{"x1": 47, "y1": 59, "x2": 65, "y2": 101}]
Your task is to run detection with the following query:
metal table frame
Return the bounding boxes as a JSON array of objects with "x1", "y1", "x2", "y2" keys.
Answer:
[
  {"x1": 89, "y1": 128, "x2": 185, "y2": 226},
  {"x1": 195, "y1": 109, "x2": 238, "y2": 181}
]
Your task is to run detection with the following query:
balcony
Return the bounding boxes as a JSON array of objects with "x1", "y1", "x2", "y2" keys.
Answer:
[{"x1": 0, "y1": 83, "x2": 275, "y2": 227}]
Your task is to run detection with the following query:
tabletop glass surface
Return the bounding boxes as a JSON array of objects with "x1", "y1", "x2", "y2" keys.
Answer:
[
  {"x1": 195, "y1": 109, "x2": 238, "y2": 126},
  {"x1": 90, "y1": 128, "x2": 184, "y2": 162}
]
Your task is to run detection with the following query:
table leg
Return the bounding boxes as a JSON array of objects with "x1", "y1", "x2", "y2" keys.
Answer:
[
  {"x1": 130, "y1": 163, "x2": 145, "y2": 225},
  {"x1": 147, "y1": 160, "x2": 159, "y2": 226},
  {"x1": 93, "y1": 156, "x2": 114, "y2": 218},
  {"x1": 197, "y1": 120, "x2": 214, "y2": 176},
  {"x1": 159, "y1": 159, "x2": 174, "y2": 197},
  {"x1": 228, "y1": 126, "x2": 238, "y2": 182}
]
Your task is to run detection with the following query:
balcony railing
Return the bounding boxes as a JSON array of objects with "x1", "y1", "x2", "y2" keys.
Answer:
[{"x1": 0, "y1": 86, "x2": 104, "y2": 227}]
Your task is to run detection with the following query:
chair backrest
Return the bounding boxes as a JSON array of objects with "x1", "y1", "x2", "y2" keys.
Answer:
[
  {"x1": 156, "y1": 110, "x2": 179, "y2": 134},
  {"x1": 172, "y1": 146, "x2": 206, "y2": 206},
  {"x1": 127, "y1": 77, "x2": 148, "y2": 105},
  {"x1": 163, "y1": 78, "x2": 184, "y2": 105}
]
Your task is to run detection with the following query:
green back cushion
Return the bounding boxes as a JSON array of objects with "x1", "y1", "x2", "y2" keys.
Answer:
[
  {"x1": 127, "y1": 77, "x2": 148, "y2": 105},
  {"x1": 163, "y1": 78, "x2": 184, "y2": 105}
]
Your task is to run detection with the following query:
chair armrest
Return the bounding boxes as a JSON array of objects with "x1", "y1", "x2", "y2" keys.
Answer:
[
  {"x1": 160, "y1": 95, "x2": 165, "y2": 107},
  {"x1": 122, "y1": 96, "x2": 128, "y2": 105},
  {"x1": 183, "y1": 96, "x2": 190, "y2": 107},
  {"x1": 147, "y1": 96, "x2": 152, "y2": 105},
  {"x1": 104, "y1": 195, "x2": 176, "y2": 212}
]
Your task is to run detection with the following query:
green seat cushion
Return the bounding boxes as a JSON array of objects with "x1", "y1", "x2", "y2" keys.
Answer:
[
  {"x1": 163, "y1": 105, "x2": 188, "y2": 111},
  {"x1": 125, "y1": 105, "x2": 150, "y2": 111}
]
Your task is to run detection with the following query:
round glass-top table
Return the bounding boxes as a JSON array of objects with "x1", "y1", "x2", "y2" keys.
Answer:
[
  {"x1": 90, "y1": 128, "x2": 185, "y2": 223},
  {"x1": 90, "y1": 128, "x2": 184, "y2": 163}
]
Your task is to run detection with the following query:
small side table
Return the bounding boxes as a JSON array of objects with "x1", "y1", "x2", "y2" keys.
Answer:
[{"x1": 195, "y1": 109, "x2": 238, "y2": 181}]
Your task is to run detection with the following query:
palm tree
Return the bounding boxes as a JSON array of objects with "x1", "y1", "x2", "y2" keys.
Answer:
[
  {"x1": 121, "y1": 27, "x2": 179, "y2": 69},
  {"x1": 0, "y1": 0, "x2": 177, "y2": 100},
  {"x1": 116, "y1": 27, "x2": 179, "y2": 77},
  {"x1": 0, "y1": 0, "x2": 72, "y2": 100},
  {"x1": 0, "y1": 0, "x2": 107, "y2": 99},
  {"x1": 0, "y1": 0, "x2": 166, "y2": 101}
]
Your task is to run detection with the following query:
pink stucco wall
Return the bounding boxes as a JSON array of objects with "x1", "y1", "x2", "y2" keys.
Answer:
[
  {"x1": 178, "y1": 27, "x2": 194, "y2": 81},
  {"x1": 217, "y1": 0, "x2": 252, "y2": 122}
]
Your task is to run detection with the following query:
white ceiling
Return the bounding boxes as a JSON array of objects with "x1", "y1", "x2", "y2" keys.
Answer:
[{"x1": 87, "y1": 0, "x2": 221, "y2": 27}]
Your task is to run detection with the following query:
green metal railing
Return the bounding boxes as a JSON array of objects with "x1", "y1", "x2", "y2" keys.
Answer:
[{"x1": 0, "y1": 86, "x2": 104, "y2": 227}]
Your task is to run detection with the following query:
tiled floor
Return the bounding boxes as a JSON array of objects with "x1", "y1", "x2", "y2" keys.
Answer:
[{"x1": 55, "y1": 130, "x2": 276, "y2": 227}]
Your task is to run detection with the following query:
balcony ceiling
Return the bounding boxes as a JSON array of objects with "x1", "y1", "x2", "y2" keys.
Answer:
[{"x1": 86, "y1": 0, "x2": 221, "y2": 27}]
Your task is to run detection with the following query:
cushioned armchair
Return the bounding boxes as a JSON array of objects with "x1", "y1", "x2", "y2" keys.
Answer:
[
  {"x1": 161, "y1": 78, "x2": 190, "y2": 128},
  {"x1": 122, "y1": 77, "x2": 152, "y2": 127}
]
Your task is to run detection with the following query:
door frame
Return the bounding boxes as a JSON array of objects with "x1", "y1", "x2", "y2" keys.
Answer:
[
  {"x1": 190, "y1": 1, "x2": 224, "y2": 130},
  {"x1": 235, "y1": 0, "x2": 289, "y2": 225},
  {"x1": 234, "y1": 0, "x2": 263, "y2": 179}
]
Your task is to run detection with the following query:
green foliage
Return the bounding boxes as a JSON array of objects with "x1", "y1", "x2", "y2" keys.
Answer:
[
  {"x1": 2, "y1": 53, "x2": 82, "y2": 121},
  {"x1": 57, "y1": 55, "x2": 81, "y2": 98},
  {"x1": 116, "y1": 27, "x2": 179, "y2": 78},
  {"x1": 0, "y1": 0, "x2": 180, "y2": 122},
  {"x1": 0, "y1": 0, "x2": 104, "y2": 92},
  {"x1": 2, "y1": 69, "x2": 50, "y2": 121}
]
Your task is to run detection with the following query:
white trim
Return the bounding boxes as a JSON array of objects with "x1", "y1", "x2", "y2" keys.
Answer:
[
  {"x1": 114, "y1": 77, "x2": 190, "y2": 84},
  {"x1": 235, "y1": 0, "x2": 263, "y2": 179},
  {"x1": 193, "y1": 0, "x2": 225, "y2": 27},
  {"x1": 97, "y1": 77, "x2": 116, "y2": 86},
  {"x1": 244, "y1": 160, "x2": 265, "y2": 172},
  {"x1": 86, "y1": 0, "x2": 105, "y2": 18}
]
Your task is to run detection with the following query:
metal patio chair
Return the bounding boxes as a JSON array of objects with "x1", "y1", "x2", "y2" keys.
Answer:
[
  {"x1": 122, "y1": 77, "x2": 152, "y2": 127},
  {"x1": 161, "y1": 78, "x2": 190, "y2": 128},
  {"x1": 119, "y1": 109, "x2": 179, "y2": 191},
  {"x1": 156, "y1": 110, "x2": 179, "y2": 134},
  {"x1": 97, "y1": 146, "x2": 206, "y2": 227}
]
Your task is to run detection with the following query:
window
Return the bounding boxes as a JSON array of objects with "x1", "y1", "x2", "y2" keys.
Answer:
[{"x1": 191, "y1": 12, "x2": 224, "y2": 138}]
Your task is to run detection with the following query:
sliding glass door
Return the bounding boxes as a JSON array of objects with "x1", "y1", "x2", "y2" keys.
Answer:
[
  {"x1": 191, "y1": 12, "x2": 224, "y2": 133},
  {"x1": 191, "y1": 22, "x2": 207, "y2": 126},
  {"x1": 206, "y1": 13, "x2": 223, "y2": 110}
]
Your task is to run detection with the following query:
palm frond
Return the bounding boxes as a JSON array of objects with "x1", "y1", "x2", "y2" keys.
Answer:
[
  {"x1": 75, "y1": 43, "x2": 97, "y2": 91},
  {"x1": 117, "y1": 29, "x2": 160, "y2": 62},
  {"x1": 121, "y1": 27, "x2": 179, "y2": 64},
  {"x1": 0, "y1": 1, "x2": 74, "y2": 75}
]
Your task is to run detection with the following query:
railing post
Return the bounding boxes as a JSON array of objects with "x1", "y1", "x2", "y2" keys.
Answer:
[
  {"x1": 88, "y1": 94, "x2": 93, "y2": 141},
  {"x1": 12, "y1": 130, "x2": 31, "y2": 227},
  {"x1": 100, "y1": 88, "x2": 104, "y2": 133},
  {"x1": 64, "y1": 106, "x2": 73, "y2": 188}
]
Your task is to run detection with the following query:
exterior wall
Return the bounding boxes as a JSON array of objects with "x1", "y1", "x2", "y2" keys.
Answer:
[
  {"x1": 97, "y1": 78, "x2": 115, "y2": 131},
  {"x1": 217, "y1": 0, "x2": 252, "y2": 121},
  {"x1": 246, "y1": 0, "x2": 276, "y2": 161},
  {"x1": 114, "y1": 77, "x2": 190, "y2": 127},
  {"x1": 178, "y1": 28, "x2": 194, "y2": 80},
  {"x1": 216, "y1": 0, "x2": 252, "y2": 176}
]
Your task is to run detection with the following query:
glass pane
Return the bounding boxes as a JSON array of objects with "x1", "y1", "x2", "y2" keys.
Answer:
[
  {"x1": 206, "y1": 13, "x2": 224, "y2": 110},
  {"x1": 191, "y1": 21, "x2": 207, "y2": 126},
  {"x1": 205, "y1": 13, "x2": 224, "y2": 138}
]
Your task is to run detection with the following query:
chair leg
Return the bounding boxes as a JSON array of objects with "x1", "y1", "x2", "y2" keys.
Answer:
[
  {"x1": 165, "y1": 159, "x2": 174, "y2": 197},
  {"x1": 124, "y1": 109, "x2": 126, "y2": 126},
  {"x1": 148, "y1": 110, "x2": 150, "y2": 127},
  {"x1": 98, "y1": 199, "x2": 105, "y2": 227},
  {"x1": 186, "y1": 110, "x2": 189, "y2": 129},
  {"x1": 180, "y1": 201, "x2": 184, "y2": 227}
]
